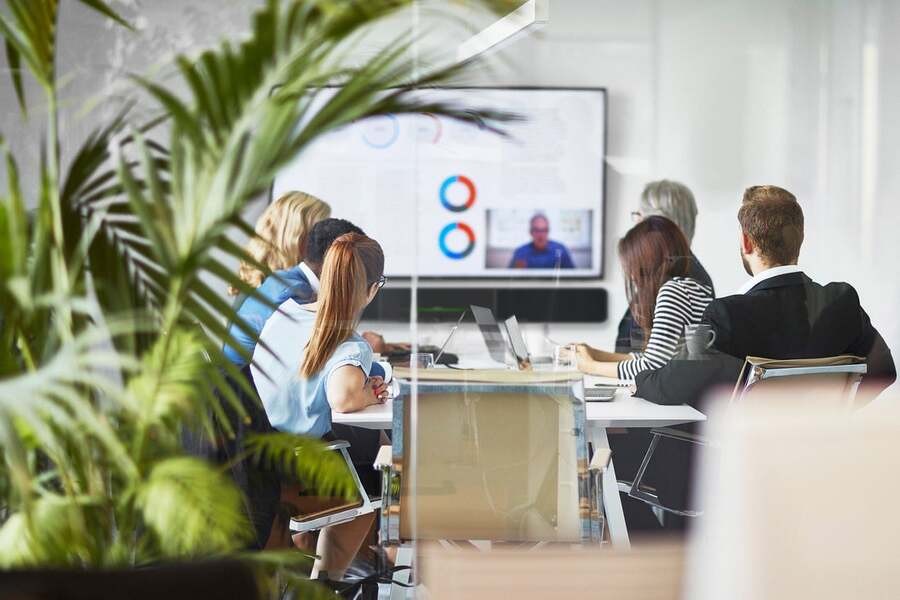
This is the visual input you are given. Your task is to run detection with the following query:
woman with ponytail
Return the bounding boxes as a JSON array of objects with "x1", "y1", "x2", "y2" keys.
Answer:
[{"x1": 251, "y1": 233, "x2": 388, "y2": 581}]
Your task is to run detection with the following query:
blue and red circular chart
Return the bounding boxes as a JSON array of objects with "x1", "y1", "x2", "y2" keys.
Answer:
[
  {"x1": 439, "y1": 222, "x2": 476, "y2": 260},
  {"x1": 439, "y1": 175, "x2": 477, "y2": 212},
  {"x1": 361, "y1": 114, "x2": 400, "y2": 149}
]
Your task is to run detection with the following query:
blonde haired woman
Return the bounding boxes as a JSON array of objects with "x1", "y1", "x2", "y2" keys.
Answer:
[
  {"x1": 252, "y1": 233, "x2": 388, "y2": 581},
  {"x1": 230, "y1": 191, "x2": 331, "y2": 294},
  {"x1": 223, "y1": 191, "x2": 330, "y2": 366}
]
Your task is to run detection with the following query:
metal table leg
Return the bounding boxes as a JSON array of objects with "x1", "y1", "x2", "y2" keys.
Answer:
[
  {"x1": 589, "y1": 425, "x2": 631, "y2": 548},
  {"x1": 387, "y1": 544, "x2": 414, "y2": 600}
]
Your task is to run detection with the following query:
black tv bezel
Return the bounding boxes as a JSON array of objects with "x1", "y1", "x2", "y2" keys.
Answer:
[{"x1": 268, "y1": 84, "x2": 609, "y2": 283}]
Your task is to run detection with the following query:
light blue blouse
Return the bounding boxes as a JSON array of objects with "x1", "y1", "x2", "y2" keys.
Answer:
[
  {"x1": 250, "y1": 299, "x2": 372, "y2": 438},
  {"x1": 223, "y1": 264, "x2": 316, "y2": 366}
]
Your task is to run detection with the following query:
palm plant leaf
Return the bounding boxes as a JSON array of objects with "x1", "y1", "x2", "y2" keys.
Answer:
[
  {"x1": 113, "y1": 0, "x2": 519, "y2": 365},
  {"x1": 0, "y1": 329, "x2": 140, "y2": 483},
  {"x1": 136, "y1": 457, "x2": 252, "y2": 557},
  {"x1": 0, "y1": 493, "x2": 108, "y2": 568},
  {"x1": 3, "y1": 38, "x2": 26, "y2": 114},
  {"x1": 66, "y1": 115, "x2": 172, "y2": 349},
  {"x1": 0, "y1": 0, "x2": 58, "y2": 92},
  {"x1": 244, "y1": 432, "x2": 358, "y2": 499},
  {"x1": 75, "y1": 0, "x2": 133, "y2": 30},
  {"x1": 0, "y1": 148, "x2": 31, "y2": 374},
  {"x1": 0, "y1": 512, "x2": 39, "y2": 567},
  {"x1": 125, "y1": 329, "x2": 209, "y2": 440},
  {"x1": 0, "y1": 0, "x2": 129, "y2": 109},
  {"x1": 0, "y1": 0, "x2": 520, "y2": 582}
]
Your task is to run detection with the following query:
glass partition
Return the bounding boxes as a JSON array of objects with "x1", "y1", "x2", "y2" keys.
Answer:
[{"x1": 399, "y1": 383, "x2": 587, "y2": 542}]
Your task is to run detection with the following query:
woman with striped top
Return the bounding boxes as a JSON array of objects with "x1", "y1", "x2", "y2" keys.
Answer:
[{"x1": 575, "y1": 216, "x2": 714, "y2": 379}]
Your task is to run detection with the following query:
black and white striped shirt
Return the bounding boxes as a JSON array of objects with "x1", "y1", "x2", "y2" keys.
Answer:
[{"x1": 617, "y1": 277, "x2": 714, "y2": 380}]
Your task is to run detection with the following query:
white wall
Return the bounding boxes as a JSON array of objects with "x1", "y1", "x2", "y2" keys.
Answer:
[{"x1": 364, "y1": 0, "x2": 900, "y2": 394}]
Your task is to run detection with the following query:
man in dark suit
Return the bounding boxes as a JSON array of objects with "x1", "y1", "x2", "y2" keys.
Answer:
[
  {"x1": 619, "y1": 185, "x2": 895, "y2": 533},
  {"x1": 635, "y1": 185, "x2": 895, "y2": 408}
]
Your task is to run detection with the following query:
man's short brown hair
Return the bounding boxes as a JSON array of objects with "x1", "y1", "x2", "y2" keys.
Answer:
[{"x1": 738, "y1": 185, "x2": 804, "y2": 265}]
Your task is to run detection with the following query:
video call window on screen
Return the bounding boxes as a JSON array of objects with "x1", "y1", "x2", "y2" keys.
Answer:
[
  {"x1": 273, "y1": 87, "x2": 607, "y2": 279},
  {"x1": 486, "y1": 209, "x2": 593, "y2": 270}
]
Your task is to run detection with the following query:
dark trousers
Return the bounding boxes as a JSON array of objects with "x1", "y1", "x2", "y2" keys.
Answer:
[{"x1": 330, "y1": 423, "x2": 384, "y2": 498}]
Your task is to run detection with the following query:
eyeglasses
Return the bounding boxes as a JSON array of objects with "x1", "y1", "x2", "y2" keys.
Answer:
[
  {"x1": 375, "y1": 275, "x2": 387, "y2": 289},
  {"x1": 630, "y1": 210, "x2": 643, "y2": 223}
]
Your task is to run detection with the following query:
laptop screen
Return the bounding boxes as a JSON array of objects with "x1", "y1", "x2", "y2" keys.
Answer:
[
  {"x1": 504, "y1": 316, "x2": 531, "y2": 363},
  {"x1": 470, "y1": 305, "x2": 509, "y2": 364}
]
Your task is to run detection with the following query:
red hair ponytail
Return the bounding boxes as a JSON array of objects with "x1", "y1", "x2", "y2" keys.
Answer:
[{"x1": 301, "y1": 234, "x2": 384, "y2": 378}]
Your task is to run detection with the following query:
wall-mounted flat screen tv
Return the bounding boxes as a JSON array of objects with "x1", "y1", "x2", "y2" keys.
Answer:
[{"x1": 272, "y1": 87, "x2": 607, "y2": 279}]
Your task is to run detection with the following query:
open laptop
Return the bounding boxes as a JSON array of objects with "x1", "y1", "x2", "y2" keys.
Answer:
[
  {"x1": 433, "y1": 309, "x2": 468, "y2": 365},
  {"x1": 503, "y1": 315, "x2": 553, "y2": 367},
  {"x1": 469, "y1": 304, "x2": 512, "y2": 368}
]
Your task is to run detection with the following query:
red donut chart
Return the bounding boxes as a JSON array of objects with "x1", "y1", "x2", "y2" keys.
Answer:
[
  {"x1": 439, "y1": 222, "x2": 475, "y2": 260},
  {"x1": 439, "y1": 175, "x2": 477, "y2": 212}
]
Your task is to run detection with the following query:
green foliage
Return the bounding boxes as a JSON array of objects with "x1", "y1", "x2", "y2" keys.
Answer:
[
  {"x1": 0, "y1": 0, "x2": 131, "y2": 110},
  {"x1": 137, "y1": 457, "x2": 252, "y2": 556},
  {"x1": 0, "y1": 0, "x2": 515, "y2": 591},
  {"x1": 245, "y1": 433, "x2": 358, "y2": 499}
]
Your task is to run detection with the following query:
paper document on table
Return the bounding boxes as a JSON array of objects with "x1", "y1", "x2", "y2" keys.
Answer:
[{"x1": 583, "y1": 374, "x2": 633, "y2": 387}]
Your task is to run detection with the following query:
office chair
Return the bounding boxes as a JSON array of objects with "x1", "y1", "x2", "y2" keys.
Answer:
[
  {"x1": 731, "y1": 354, "x2": 866, "y2": 407},
  {"x1": 375, "y1": 380, "x2": 610, "y2": 599},
  {"x1": 620, "y1": 355, "x2": 868, "y2": 522},
  {"x1": 288, "y1": 439, "x2": 382, "y2": 535}
]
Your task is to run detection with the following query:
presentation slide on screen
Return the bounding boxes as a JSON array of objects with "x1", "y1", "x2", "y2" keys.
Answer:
[{"x1": 272, "y1": 88, "x2": 606, "y2": 278}]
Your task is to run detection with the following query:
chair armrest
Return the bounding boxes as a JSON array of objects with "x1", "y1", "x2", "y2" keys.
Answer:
[
  {"x1": 589, "y1": 448, "x2": 612, "y2": 472},
  {"x1": 374, "y1": 444, "x2": 392, "y2": 469},
  {"x1": 651, "y1": 427, "x2": 706, "y2": 444},
  {"x1": 321, "y1": 440, "x2": 350, "y2": 452}
]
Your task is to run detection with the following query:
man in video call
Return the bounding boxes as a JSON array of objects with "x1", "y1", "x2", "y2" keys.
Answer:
[{"x1": 509, "y1": 213, "x2": 575, "y2": 269}]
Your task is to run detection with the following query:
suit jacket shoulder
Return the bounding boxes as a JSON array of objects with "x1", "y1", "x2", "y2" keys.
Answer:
[
  {"x1": 639, "y1": 274, "x2": 895, "y2": 407},
  {"x1": 702, "y1": 275, "x2": 878, "y2": 362}
]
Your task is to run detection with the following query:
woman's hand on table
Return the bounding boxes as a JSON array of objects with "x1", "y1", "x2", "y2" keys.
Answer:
[
  {"x1": 365, "y1": 376, "x2": 390, "y2": 405},
  {"x1": 576, "y1": 344, "x2": 628, "y2": 363},
  {"x1": 575, "y1": 346, "x2": 598, "y2": 374},
  {"x1": 574, "y1": 343, "x2": 593, "y2": 360},
  {"x1": 575, "y1": 343, "x2": 610, "y2": 362},
  {"x1": 574, "y1": 344, "x2": 623, "y2": 378}
]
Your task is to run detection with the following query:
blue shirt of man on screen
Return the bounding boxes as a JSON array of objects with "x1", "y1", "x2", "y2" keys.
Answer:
[{"x1": 508, "y1": 214, "x2": 575, "y2": 269}]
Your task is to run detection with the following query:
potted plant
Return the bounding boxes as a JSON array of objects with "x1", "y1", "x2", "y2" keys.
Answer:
[{"x1": 0, "y1": 0, "x2": 513, "y2": 597}]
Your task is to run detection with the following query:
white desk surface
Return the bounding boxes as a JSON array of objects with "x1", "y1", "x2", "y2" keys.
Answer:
[{"x1": 331, "y1": 381, "x2": 705, "y2": 430}]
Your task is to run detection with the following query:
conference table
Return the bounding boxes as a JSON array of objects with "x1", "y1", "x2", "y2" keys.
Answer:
[{"x1": 332, "y1": 375, "x2": 706, "y2": 548}]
